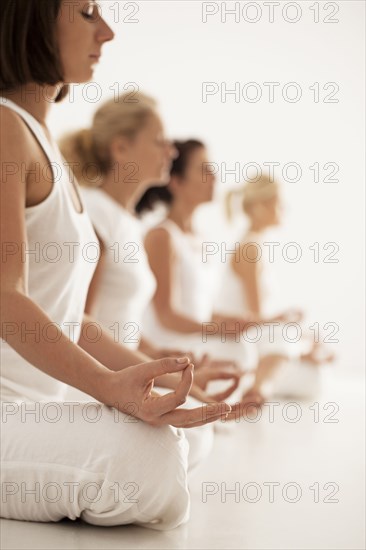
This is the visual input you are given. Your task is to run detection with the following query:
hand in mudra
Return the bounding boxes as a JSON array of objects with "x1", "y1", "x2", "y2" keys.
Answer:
[
  {"x1": 103, "y1": 356, "x2": 231, "y2": 428},
  {"x1": 192, "y1": 355, "x2": 244, "y2": 402}
]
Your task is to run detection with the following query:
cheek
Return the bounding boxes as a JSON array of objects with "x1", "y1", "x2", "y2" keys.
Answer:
[{"x1": 56, "y1": 23, "x2": 88, "y2": 77}]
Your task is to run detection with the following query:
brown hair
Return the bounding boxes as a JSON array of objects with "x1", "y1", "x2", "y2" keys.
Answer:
[
  {"x1": 0, "y1": 0, "x2": 68, "y2": 102},
  {"x1": 59, "y1": 92, "x2": 158, "y2": 186},
  {"x1": 135, "y1": 139, "x2": 205, "y2": 214}
]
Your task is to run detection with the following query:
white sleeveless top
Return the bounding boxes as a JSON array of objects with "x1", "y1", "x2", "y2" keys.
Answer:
[
  {"x1": 143, "y1": 219, "x2": 217, "y2": 348},
  {"x1": 216, "y1": 231, "x2": 273, "y2": 317},
  {"x1": 80, "y1": 187, "x2": 156, "y2": 349},
  {"x1": 0, "y1": 98, "x2": 98, "y2": 402}
]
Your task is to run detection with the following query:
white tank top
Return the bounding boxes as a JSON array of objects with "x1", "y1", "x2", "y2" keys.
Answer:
[
  {"x1": 0, "y1": 98, "x2": 98, "y2": 402},
  {"x1": 143, "y1": 219, "x2": 217, "y2": 347},
  {"x1": 80, "y1": 187, "x2": 156, "y2": 349},
  {"x1": 216, "y1": 230, "x2": 273, "y2": 317}
]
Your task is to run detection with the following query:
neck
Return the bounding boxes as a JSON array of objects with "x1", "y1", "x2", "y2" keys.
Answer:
[
  {"x1": 168, "y1": 200, "x2": 196, "y2": 233},
  {"x1": 1, "y1": 83, "x2": 63, "y2": 131},
  {"x1": 249, "y1": 218, "x2": 268, "y2": 233},
  {"x1": 100, "y1": 167, "x2": 147, "y2": 215}
]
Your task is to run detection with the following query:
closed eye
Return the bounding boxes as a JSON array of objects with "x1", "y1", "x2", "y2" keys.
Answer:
[{"x1": 82, "y1": 2, "x2": 100, "y2": 21}]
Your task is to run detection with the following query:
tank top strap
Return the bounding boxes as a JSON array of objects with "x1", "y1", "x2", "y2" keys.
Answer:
[
  {"x1": 157, "y1": 218, "x2": 187, "y2": 245},
  {"x1": 0, "y1": 97, "x2": 59, "y2": 166}
]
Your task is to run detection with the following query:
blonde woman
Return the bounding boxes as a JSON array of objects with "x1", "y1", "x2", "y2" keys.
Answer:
[
  {"x1": 222, "y1": 176, "x2": 334, "y2": 397},
  {"x1": 59, "y1": 92, "x2": 245, "y2": 417},
  {"x1": 0, "y1": 0, "x2": 232, "y2": 530}
]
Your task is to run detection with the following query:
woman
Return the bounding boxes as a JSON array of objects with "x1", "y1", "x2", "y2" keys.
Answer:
[
  {"x1": 0, "y1": 0, "x2": 231, "y2": 530},
  {"x1": 222, "y1": 175, "x2": 334, "y2": 397},
  {"x1": 60, "y1": 91, "x2": 244, "y2": 460},
  {"x1": 137, "y1": 140, "x2": 288, "y2": 399}
]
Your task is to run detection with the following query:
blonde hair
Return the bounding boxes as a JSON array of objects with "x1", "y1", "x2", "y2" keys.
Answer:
[
  {"x1": 59, "y1": 92, "x2": 157, "y2": 187},
  {"x1": 226, "y1": 175, "x2": 279, "y2": 220}
]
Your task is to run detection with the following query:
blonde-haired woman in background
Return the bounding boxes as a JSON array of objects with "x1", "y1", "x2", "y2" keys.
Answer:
[
  {"x1": 60, "y1": 92, "x2": 246, "y2": 433},
  {"x1": 221, "y1": 175, "x2": 334, "y2": 398}
]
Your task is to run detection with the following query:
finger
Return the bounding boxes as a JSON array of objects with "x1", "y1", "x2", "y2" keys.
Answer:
[
  {"x1": 209, "y1": 378, "x2": 240, "y2": 402},
  {"x1": 206, "y1": 368, "x2": 243, "y2": 381},
  {"x1": 210, "y1": 361, "x2": 245, "y2": 374},
  {"x1": 144, "y1": 364, "x2": 194, "y2": 416},
  {"x1": 195, "y1": 353, "x2": 210, "y2": 369},
  {"x1": 209, "y1": 359, "x2": 237, "y2": 369},
  {"x1": 175, "y1": 363, "x2": 194, "y2": 403},
  {"x1": 141, "y1": 356, "x2": 191, "y2": 383},
  {"x1": 179, "y1": 414, "x2": 229, "y2": 429},
  {"x1": 159, "y1": 401, "x2": 231, "y2": 427},
  {"x1": 224, "y1": 394, "x2": 264, "y2": 422}
]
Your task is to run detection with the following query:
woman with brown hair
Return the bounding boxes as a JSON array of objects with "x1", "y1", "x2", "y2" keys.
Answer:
[
  {"x1": 137, "y1": 141, "x2": 290, "y2": 400},
  {"x1": 0, "y1": 0, "x2": 231, "y2": 529}
]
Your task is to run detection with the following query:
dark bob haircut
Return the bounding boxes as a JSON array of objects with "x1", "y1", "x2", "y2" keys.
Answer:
[
  {"x1": 0, "y1": 0, "x2": 68, "y2": 102},
  {"x1": 135, "y1": 139, "x2": 205, "y2": 215}
]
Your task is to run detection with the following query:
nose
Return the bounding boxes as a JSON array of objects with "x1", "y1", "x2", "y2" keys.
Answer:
[{"x1": 97, "y1": 17, "x2": 115, "y2": 44}]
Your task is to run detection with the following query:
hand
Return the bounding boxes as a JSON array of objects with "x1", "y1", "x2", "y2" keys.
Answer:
[
  {"x1": 157, "y1": 348, "x2": 200, "y2": 365},
  {"x1": 225, "y1": 389, "x2": 264, "y2": 422},
  {"x1": 192, "y1": 357, "x2": 244, "y2": 402},
  {"x1": 269, "y1": 308, "x2": 304, "y2": 324},
  {"x1": 102, "y1": 356, "x2": 231, "y2": 428},
  {"x1": 195, "y1": 353, "x2": 240, "y2": 372}
]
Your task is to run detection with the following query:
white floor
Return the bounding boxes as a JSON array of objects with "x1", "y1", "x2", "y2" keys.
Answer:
[{"x1": 1, "y1": 370, "x2": 365, "y2": 550}]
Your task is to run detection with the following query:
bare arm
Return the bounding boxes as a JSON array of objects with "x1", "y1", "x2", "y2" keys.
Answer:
[
  {"x1": 84, "y1": 231, "x2": 106, "y2": 316},
  {"x1": 0, "y1": 108, "x2": 109, "y2": 400},
  {"x1": 78, "y1": 313, "x2": 151, "y2": 369},
  {"x1": 144, "y1": 227, "x2": 264, "y2": 337},
  {"x1": 144, "y1": 227, "x2": 203, "y2": 333}
]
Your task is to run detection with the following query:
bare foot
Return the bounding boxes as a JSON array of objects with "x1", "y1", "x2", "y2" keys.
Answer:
[{"x1": 301, "y1": 343, "x2": 335, "y2": 366}]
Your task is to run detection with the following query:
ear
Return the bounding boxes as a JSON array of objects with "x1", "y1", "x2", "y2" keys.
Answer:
[{"x1": 109, "y1": 135, "x2": 130, "y2": 164}]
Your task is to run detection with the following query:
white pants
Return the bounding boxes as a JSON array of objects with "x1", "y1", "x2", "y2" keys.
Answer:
[{"x1": 0, "y1": 397, "x2": 212, "y2": 530}]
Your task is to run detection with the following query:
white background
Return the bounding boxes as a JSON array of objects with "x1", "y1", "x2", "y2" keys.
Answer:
[{"x1": 49, "y1": 1, "x2": 365, "y2": 375}]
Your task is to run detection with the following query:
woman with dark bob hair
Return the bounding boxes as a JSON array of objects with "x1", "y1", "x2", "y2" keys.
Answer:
[
  {"x1": 138, "y1": 141, "x2": 293, "y2": 400},
  {"x1": 0, "y1": 0, "x2": 232, "y2": 529}
]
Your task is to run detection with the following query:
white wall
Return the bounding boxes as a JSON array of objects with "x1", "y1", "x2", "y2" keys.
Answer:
[{"x1": 50, "y1": 1, "x2": 365, "y2": 374}]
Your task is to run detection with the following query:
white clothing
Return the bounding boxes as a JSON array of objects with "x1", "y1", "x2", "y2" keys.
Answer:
[
  {"x1": 0, "y1": 97, "x2": 98, "y2": 402},
  {"x1": 77, "y1": 192, "x2": 214, "y2": 464},
  {"x1": 143, "y1": 219, "x2": 215, "y2": 347},
  {"x1": 143, "y1": 220, "x2": 256, "y2": 372},
  {"x1": 216, "y1": 230, "x2": 321, "y2": 398},
  {"x1": 0, "y1": 99, "x2": 191, "y2": 530},
  {"x1": 1, "y1": 402, "x2": 190, "y2": 529},
  {"x1": 80, "y1": 188, "x2": 156, "y2": 350}
]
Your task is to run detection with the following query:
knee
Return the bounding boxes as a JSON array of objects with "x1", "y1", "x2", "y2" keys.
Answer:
[
  {"x1": 105, "y1": 420, "x2": 191, "y2": 530},
  {"x1": 148, "y1": 425, "x2": 191, "y2": 529}
]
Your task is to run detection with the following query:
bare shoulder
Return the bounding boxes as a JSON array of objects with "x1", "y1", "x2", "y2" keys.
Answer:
[
  {"x1": 145, "y1": 225, "x2": 172, "y2": 250},
  {"x1": 231, "y1": 240, "x2": 260, "y2": 275},
  {"x1": 0, "y1": 104, "x2": 35, "y2": 165}
]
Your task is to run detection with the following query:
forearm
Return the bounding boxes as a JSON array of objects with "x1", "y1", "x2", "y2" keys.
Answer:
[
  {"x1": 1, "y1": 291, "x2": 110, "y2": 401},
  {"x1": 138, "y1": 337, "x2": 161, "y2": 359},
  {"x1": 156, "y1": 306, "x2": 202, "y2": 334},
  {"x1": 212, "y1": 312, "x2": 267, "y2": 331},
  {"x1": 79, "y1": 317, "x2": 196, "y2": 394},
  {"x1": 78, "y1": 314, "x2": 151, "y2": 370}
]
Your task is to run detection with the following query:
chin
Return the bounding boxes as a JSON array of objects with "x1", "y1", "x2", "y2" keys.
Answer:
[{"x1": 67, "y1": 67, "x2": 95, "y2": 84}]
